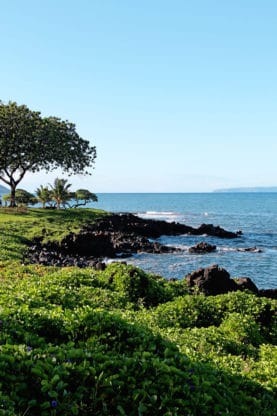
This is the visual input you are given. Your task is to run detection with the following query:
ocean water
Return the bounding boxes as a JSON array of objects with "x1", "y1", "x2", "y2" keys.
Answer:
[{"x1": 92, "y1": 193, "x2": 277, "y2": 289}]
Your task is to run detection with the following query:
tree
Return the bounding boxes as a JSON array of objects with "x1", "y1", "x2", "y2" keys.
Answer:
[
  {"x1": 0, "y1": 101, "x2": 96, "y2": 207},
  {"x1": 3, "y1": 189, "x2": 37, "y2": 206},
  {"x1": 71, "y1": 189, "x2": 98, "y2": 208},
  {"x1": 36, "y1": 185, "x2": 52, "y2": 208},
  {"x1": 50, "y1": 178, "x2": 72, "y2": 209}
]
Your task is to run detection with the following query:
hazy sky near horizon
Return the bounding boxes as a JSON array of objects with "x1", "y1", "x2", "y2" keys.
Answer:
[{"x1": 1, "y1": 0, "x2": 277, "y2": 192}]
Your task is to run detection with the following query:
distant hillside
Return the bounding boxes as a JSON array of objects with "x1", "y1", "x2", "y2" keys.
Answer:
[
  {"x1": 0, "y1": 184, "x2": 9, "y2": 193},
  {"x1": 214, "y1": 186, "x2": 277, "y2": 193}
]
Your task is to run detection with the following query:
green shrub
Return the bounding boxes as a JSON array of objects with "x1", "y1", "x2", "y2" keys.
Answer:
[
  {"x1": 0, "y1": 252, "x2": 276, "y2": 414},
  {"x1": 219, "y1": 312, "x2": 264, "y2": 346},
  {"x1": 98, "y1": 263, "x2": 179, "y2": 307}
]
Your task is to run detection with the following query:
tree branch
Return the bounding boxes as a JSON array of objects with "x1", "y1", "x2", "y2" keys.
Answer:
[
  {"x1": 3, "y1": 168, "x2": 11, "y2": 178},
  {"x1": 14, "y1": 168, "x2": 27, "y2": 186},
  {"x1": 0, "y1": 175, "x2": 11, "y2": 186},
  {"x1": 70, "y1": 201, "x2": 88, "y2": 208}
]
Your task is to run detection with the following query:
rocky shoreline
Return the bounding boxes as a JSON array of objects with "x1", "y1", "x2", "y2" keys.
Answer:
[
  {"x1": 25, "y1": 213, "x2": 276, "y2": 299},
  {"x1": 26, "y1": 213, "x2": 240, "y2": 266}
]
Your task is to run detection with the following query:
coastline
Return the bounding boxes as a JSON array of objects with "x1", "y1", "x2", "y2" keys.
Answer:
[{"x1": 24, "y1": 212, "x2": 276, "y2": 297}]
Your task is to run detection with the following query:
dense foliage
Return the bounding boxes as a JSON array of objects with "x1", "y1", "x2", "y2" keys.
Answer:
[
  {"x1": 0, "y1": 262, "x2": 275, "y2": 415},
  {"x1": 71, "y1": 188, "x2": 98, "y2": 208},
  {"x1": 3, "y1": 189, "x2": 38, "y2": 207},
  {"x1": 0, "y1": 209, "x2": 276, "y2": 415},
  {"x1": 0, "y1": 101, "x2": 96, "y2": 206}
]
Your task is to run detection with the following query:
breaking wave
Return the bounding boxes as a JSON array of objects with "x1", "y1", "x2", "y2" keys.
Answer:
[{"x1": 137, "y1": 211, "x2": 181, "y2": 221}]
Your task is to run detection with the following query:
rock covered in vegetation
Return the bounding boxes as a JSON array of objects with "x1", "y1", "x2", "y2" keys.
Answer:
[
  {"x1": 186, "y1": 264, "x2": 259, "y2": 296},
  {"x1": 188, "y1": 241, "x2": 217, "y2": 254}
]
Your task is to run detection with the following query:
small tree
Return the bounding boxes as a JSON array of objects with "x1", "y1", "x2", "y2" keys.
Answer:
[
  {"x1": 37, "y1": 178, "x2": 98, "y2": 209},
  {"x1": 0, "y1": 101, "x2": 96, "y2": 207},
  {"x1": 36, "y1": 185, "x2": 52, "y2": 208},
  {"x1": 71, "y1": 189, "x2": 98, "y2": 208},
  {"x1": 3, "y1": 189, "x2": 37, "y2": 207}
]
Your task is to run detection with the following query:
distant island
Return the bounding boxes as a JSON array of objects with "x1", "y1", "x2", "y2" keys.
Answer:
[{"x1": 214, "y1": 186, "x2": 277, "y2": 193}]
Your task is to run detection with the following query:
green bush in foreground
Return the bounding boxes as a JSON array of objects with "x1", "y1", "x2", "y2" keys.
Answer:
[{"x1": 0, "y1": 263, "x2": 276, "y2": 415}]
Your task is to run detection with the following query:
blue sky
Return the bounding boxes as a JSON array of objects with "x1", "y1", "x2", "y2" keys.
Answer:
[{"x1": 1, "y1": 0, "x2": 277, "y2": 192}]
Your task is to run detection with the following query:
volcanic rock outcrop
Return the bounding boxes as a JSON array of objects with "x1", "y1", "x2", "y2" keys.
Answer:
[
  {"x1": 26, "y1": 213, "x2": 239, "y2": 267},
  {"x1": 189, "y1": 242, "x2": 217, "y2": 254},
  {"x1": 185, "y1": 264, "x2": 259, "y2": 296},
  {"x1": 85, "y1": 213, "x2": 240, "y2": 239}
]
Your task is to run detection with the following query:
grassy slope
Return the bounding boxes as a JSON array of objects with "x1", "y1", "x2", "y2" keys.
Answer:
[
  {"x1": 0, "y1": 209, "x2": 276, "y2": 415},
  {"x1": 0, "y1": 207, "x2": 107, "y2": 262}
]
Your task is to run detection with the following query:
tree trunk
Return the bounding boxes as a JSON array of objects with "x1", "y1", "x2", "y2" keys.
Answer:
[{"x1": 9, "y1": 185, "x2": 17, "y2": 207}]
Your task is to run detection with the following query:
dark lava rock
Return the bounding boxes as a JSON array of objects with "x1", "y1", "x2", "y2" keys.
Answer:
[
  {"x1": 186, "y1": 264, "x2": 238, "y2": 295},
  {"x1": 235, "y1": 277, "x2": 259, "y2": 294},
  {"x1": 85, "y1": 213, "x2": 193, "y2": 239},
  {"x1": 258, "y1": 289, "x2": 277, "y2": 299},
  {"x1": 195, "y1": 223, "x2": 239, "y2": 239},
  {"x1": 85, "y1": 214, "x2": 239, "y2": 239},
  {"x1": 25, "y1": 213, "x2": 239, "y2": 268},
  {"x1": 26, "y1": 228, "x2": 178, "y2": 268},
  {"x1": 189, "y1": 242, "x2": 216, "y2": 254},
  {"x1": 61, "y1": 230, "x2": 176, "y2": 258},
  {"x1": 62, "y1": 231, "x2": 116, "y2": 257},
  {"x1": 186, "y1": 265, "x2": 261, "y2": 296},
  {"x1": 236, "y1": 246, "x2": 263, "y2": 253},
  {"x1": 93, "y1": 261, "x2": 106, "y2": 271}
]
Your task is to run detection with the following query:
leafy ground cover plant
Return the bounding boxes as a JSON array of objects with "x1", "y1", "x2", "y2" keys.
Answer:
[
  {"x1": 0, "y1": 209, "x2": 276, "y2": 415},
  {"x1": 0, "y1": 263, "x2": 276, "y2": 415}
]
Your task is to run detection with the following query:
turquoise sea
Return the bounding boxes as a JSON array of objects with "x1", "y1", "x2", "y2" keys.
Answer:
[{"x1": 92, "y1": 193, "x2": 277, "y2": 289}]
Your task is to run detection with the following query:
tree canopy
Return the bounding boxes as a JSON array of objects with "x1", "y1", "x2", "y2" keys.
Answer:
[
  {"x1": 49, "y1": 178, "x2": 72, "y2": 209},
  {"x1": 2, "y1": 179, "x2": 98, "y2": 209},
  {"x1": 36, "y1": 185, "x2": 52, "y2": 208},
  {"x1": 3, "y1": 189, "x2": 37, "y2": 207},
  {"x1": 0, "y1": 101, "x2": 96, "y2": 206},
  {"x1": 71, "y1": 188, "x2": 98, "y2": 208},
  {"x1": 34, "y1": 178, "x2": 98, "y2": 209}
]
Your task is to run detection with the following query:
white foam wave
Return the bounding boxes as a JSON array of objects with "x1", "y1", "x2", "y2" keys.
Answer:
[
  {"x1": 137, "y1": 211, "x2": 181, "y2": 221},
  {"x1": 140, "y1": 211, "x2": 177, "y2": 216},
  {"x1": 220, "y1": 247, "x2": 263, "y2": 253},
  {"x1": 173, "y1": 244, "x2": 191, "y2": 250},
  {"x1": 221, "y1": 247, "x2": 237, "y2": 252}
]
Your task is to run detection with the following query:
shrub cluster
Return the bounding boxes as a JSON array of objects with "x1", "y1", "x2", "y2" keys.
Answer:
[{"x1": 0, "y1": 263, "x2": 276, "y2": 415}]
